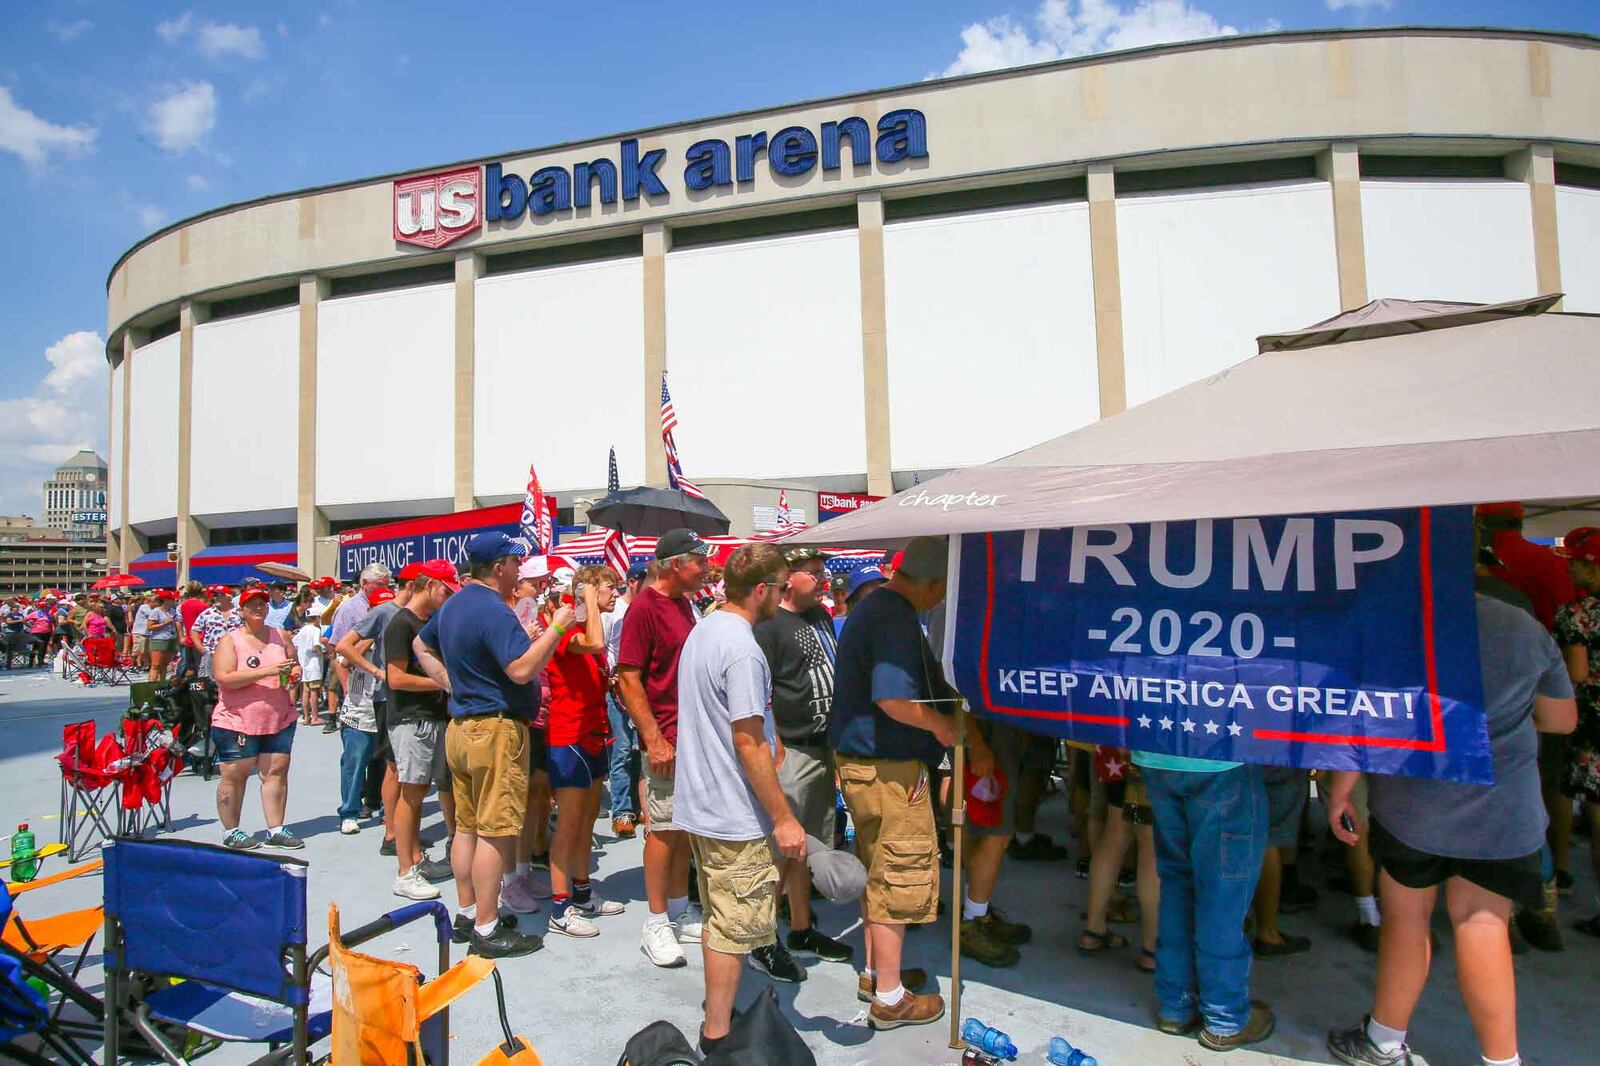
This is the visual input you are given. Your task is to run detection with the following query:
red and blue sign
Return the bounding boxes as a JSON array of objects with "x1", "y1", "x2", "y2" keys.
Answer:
[
  {"x1": 948, "y1": 507, "x2": 1493, "y2": 784},
  {"x1": 339, "y1": 504, "x2": 524, "y2": 581}
]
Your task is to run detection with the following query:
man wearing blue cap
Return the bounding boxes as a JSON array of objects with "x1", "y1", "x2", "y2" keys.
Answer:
[{"x1": 417, "y1": 531, "x2": 575, "y2": 958}]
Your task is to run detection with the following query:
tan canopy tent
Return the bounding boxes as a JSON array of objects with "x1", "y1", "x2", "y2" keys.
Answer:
[{"x1": 791, "y1": 294, "x2": 1600, "y2": 547}]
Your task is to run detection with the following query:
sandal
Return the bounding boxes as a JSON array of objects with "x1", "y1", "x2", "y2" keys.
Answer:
[
  {"x1": 1077, "y1": 929, "x2": 1129, "y2": 955},
  {"x1": 1574, "y1": 915, "x2": 1600, "y2": 937},
  {"x1": 1137, "y1": 947, "x2": 1157, "y2": 973},
  {"x1": 1106, "y1": 895, "x2": 1141, "y2": 925}
]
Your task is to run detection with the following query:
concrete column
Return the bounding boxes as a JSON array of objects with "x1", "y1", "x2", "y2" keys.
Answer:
[
  {"x1": 118, "y1": 332, "x2": 140, "y2": 575},
  {"x1": 454, "y1": 252, "x2": 483, "y2": 511},
  {"x1": 1320, "y1": 142, "x2": 1369, "y2": 310},
  {"x1": 297, "y1": 276, "x2": 330, "y2": 575},
  {"x1": 1508, "y1": 144, "x2": 1563, "y2": 306},
  {"x1": 642, "y1": 223, "x2": 670, "y2": 487},
  {"x1": 176, "y1": 301, "x2": 209, "y2": 585},
  {"x1": 1086, "y1": 164, "x2": 1128, "y2": 418},
  {"x1": 857, "y1": 194, "x2": 894, "y2": 497}
]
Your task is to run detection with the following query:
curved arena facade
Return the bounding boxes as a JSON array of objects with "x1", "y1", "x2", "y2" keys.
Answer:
[{"x1": 105, "y1": 28, "x2": 1600, "y2": 580}]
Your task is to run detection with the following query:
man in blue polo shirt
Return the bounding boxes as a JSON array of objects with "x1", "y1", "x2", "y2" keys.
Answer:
[{"x1": 417, "y1": 531, "x2": 574, "y2": 959}]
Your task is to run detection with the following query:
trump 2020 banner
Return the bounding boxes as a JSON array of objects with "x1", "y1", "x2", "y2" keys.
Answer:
[{"x1": 945, "y1": 507, "x2": 1493, "y2": 784}]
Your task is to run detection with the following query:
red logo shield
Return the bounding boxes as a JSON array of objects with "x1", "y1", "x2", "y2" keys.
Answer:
[{"x1": 393, "y1": 166, "x2": 481, "y2": 249}]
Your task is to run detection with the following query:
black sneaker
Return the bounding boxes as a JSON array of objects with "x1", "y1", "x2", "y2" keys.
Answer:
[
  {"x1": 417, "y1": 856, "x2": 454, "y2": 883},
  {"x1": 452, "y1": 913, "x2": 518, "y2": 944},
  {"x1": 1349, "y1": 921, "x2": 1381, "y2": 954},
  {"x1": 1074, "y1": 857, "x2": 1090, "y2": 879},
  {"x1": 1556, "y1": 869, "x2": 1575, "y2": 896},
  {"x1": 467, "y1": 920, "x2": 543, "y2": 959},
  {"x1": 1327, "y1": 1016, "x2": 1414, "y2": 1065},
  {"x1": 1008, "y1": 834, "x2": 1070, "y2": 862},
  {"x1": 1116, "y1": 868, "x2": 1136, "y2": 892},
  {"x1": 748, "y1": 942, "x2": 807, "y2": 982},
  {"x1": 788, "y1": 925, "x2": 853, "y2": 963},
  {"x1": 697, "y1": 1028, "x2": 729, "y2": 1058},
  {"x1": 1253, "y1": 932, "x2": 1311, "y2": 958},
  {"x1": 379, "y1": 838, "x2": 396, "y2": 857},
  {"x1": 530, "y1": 850, "x2": 549, "y2": 869},
  {"x1": 977, "y1": 907, "x2": 1032, "y2": 945},
  {"x1": 263, "y1": 829, "x2": 305, "y2": 850},
  {"x1": 321, "y1": 720, "x2": 339, "y2": 734}
]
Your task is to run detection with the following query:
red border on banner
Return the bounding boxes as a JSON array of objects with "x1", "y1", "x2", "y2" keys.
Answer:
[
  {"x1": 191, "y1": 552, "x2": 295, "y2": 568},
  {"x1": 980, "y1": 532, "x2": 1130, "y2": 727},
  {"x1": 338, "y1": 503, "x2": 524, "y2": 545},
  {"x1": 1252, "y1": 506, "x2": 1447, "y2": 751}
]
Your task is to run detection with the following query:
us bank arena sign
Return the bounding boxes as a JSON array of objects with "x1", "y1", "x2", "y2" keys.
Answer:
[{"x1": 393, "y1": 109, "x2": 929, "y2": 249}]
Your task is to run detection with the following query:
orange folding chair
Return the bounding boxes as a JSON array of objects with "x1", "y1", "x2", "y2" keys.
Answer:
[
  {"x1": 322, "y1": 902, "x2": 542, "y2": 1066},
  {"x1": 4, "y1": 859, "x2": 104, "y2": 1035}
]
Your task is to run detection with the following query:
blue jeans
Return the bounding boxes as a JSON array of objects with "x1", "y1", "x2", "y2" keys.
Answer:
[
  {"x1": 338, "y1": 727, "x2": 377, "y2": 820},
  {"x1": 1142, "y1": 763, "x2": 1268, "y2": 1036},
  {"x1": 606, "y1": 694, "x2": 639, "y2": 817}
]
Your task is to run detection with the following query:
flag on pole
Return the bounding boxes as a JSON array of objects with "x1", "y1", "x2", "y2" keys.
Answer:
[
  {"x1": 602, "y1": 528, "x2": 631, "y2": 578},
  {"x1": 660, "y1": 375, "x2": 707, "y2": 500},
  {"x1": 776, "y1": 489, "x2": 795, "y2": 528},
  {"x1": 518, "y1": 464, "x2": 552, "y2": 554},
  {"x1": 607, "y1": 447, "x2": 621, "y2": 495}
]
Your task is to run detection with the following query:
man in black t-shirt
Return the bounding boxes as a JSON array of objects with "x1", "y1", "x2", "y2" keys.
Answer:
[
  {"x1": 384, "y1": 560, "x2": 461, "y2": 897},
  {"x1": 755, "y1": 547, "x2": 852, "y2": 967}
]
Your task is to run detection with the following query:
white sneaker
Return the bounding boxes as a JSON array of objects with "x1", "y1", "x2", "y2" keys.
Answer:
[
  {"x1": 393, "y1": 867, "x2": 440, "y2": 901},
  {"x1": 500, "y1": 871, "x2": 541, "y2": 914},
  {"x1": 548, "y1": 909, "x2": 600, "y2": 938},
  {"x1": 676, "y1": 903, "x2": 705, "y2": 944},
  {"x1": 575, "y1": 888, "x2": 625, "y2": 918},
  {"x1": 339, "y1": 818, "x2": 360, "y2": 835},
  {"x1": 640, "y1": 920, "x2": 687, "y2": 967}
]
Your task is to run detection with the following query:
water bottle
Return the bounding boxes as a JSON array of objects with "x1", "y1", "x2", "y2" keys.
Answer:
[
  {"x1": 1047, "y1": 1036, "x2": 1099, "y2": 1066},
  {"x1": 10, "y1": 823, "x2": 38, "y2": 883},
  {"x1": 960, "y1": 1018, "x2": 1018, "y2": 1061}
]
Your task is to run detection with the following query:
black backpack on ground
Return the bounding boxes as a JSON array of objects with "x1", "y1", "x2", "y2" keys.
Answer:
[
  {"x1": 617, "y1": 1019, "x2": 701, "y2": 1066},
  {"x1": 702, "y1": 986, "x2": 817, "y2": 1066}
]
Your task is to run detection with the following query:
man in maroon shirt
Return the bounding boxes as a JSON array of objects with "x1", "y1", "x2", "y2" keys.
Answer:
[{"x1": 617, "y1": 528, "x2": 712, "y2": 968}]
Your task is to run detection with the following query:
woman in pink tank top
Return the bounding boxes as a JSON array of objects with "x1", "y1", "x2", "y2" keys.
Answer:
[{"x1": 211, "y1": 586, "x2": 304, "y2": 850}]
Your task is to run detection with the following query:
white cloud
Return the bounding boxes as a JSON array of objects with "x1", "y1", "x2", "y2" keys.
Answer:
[
  {"x1": 1325, "y1": 0, "x2": 1392, "y2": 9},
  {"x1": 155, "y1": 12, "x2": 192, "y2": 45},
  {"x1": 144, "y1": 81, "x2": 216, "y2": 154},
  {"x1": 156, "y1": 13, "x2": 266, "y2": 60},
  {"x1": 136, "y1": 204, "x2": 168, "y2": 231},
  {"x1": 46, "y1": 19, "x2": 93, "y2": 42},
  {"x1": 186, "y1": 173, "x2": 209, "y2": 191},
  {"x1": 0, "y1": 86, "x2": 96, "y2": 168},
  {"x1": 0, "y1": 331, "x2": 108, "y2": 518},
  {"x1": 941, "y1": 0, "x2": 1241, "y2": 76}
]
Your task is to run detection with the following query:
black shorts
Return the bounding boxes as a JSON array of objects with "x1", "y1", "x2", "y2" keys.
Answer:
[
  {"x1": 528, "y1": 726, "x2": 549, "y2": 776},
  {"x1": 1369, "y1": 818, "x2": 1543, "y2": 910},
  {"x1": 371, "y1": 699, "x2": 394, "y2": 764}
]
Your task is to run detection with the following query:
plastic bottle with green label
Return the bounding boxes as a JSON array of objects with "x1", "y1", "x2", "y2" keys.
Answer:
[{"x1": 10, "y1": 823, "x2": 38, "y2": 882}]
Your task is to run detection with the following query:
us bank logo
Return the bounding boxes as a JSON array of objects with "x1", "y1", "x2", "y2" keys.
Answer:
[{"x1": 393, "y1": 166, "x2": 482, "y2": 249}]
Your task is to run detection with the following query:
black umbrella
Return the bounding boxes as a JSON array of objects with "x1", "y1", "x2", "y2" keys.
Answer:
[{"x1": 585, "y1": 486, "x2": 731, "y2": 536}]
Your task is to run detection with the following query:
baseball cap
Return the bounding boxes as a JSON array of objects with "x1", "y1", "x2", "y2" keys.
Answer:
[
  {"x1": 368, "y1": 587, "x2": 397, "y2": 607},
  {"x1": 517, "y1": 556, "x2": 552, "y2": 582},
  {"x1": 418, "y1": 559, "x2": 461, "y2": 591},
  {"x1": 397, "y1": 561, "x2": 424, "y2": 582},
  {"x1": 464, "y1": 531, "x2": 528, "y2": 566},
  {"x1": 806, "y1": 835, "x2": 867, "y2": 903},
  {"x1": 783, "y1": 546, "x2": 831, "y2": 565},
  {"x1": 237, "y1": 586, "x2": 270, "y2": 606},
  {"x1": 846, "y1": 565, "x2": 886, "y2": 602},
  {"x1": 896, "y1": 537, "x2": 949, "y2": 581},
  {"x1": 550, "y1": 566, "x2": 575, "y2": 591},
  {"x1": 1559, "y1": 528, "x2": 1600, "y2": 563},
  {"x1": 1476, "y1": 501, "x2": 1525, "y2": 522},
  {"x1": 655, "y1": 528, "x2": 713, "y2": 560}
]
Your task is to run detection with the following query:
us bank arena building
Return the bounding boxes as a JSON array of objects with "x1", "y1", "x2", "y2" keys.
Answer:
[{"x1": 104, "y1": 28, "x2": 1600, "y2": 583}]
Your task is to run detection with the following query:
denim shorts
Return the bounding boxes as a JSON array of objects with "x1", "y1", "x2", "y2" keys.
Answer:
[
  {"x1": 212, "y1": 723, "x2": 296, "y2": 762},
  {"x1": 547, "y1": 743, "x2": 607, "y2": 790}
]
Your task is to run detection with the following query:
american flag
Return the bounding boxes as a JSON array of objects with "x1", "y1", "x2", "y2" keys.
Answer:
[
  {"x1": 660, "y1": 375, "x2": 707, "y2": 500},
  {"x1": 776, "y1": 489, "x2": 794, "y2": 528},
  {"x1": 607, "y1": 447, "x2": 620, "y2": 494},
  {"x1": 602, "y1": 528, "x2": 631, "y2": 579},
  {"x1": 518, "y1": 464, "x2": 552, "y2": 554}
]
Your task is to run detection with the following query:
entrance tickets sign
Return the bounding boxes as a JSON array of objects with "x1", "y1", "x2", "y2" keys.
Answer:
[{"x1": 945, "y1": 508, "x2": 1493, "y2": 784}]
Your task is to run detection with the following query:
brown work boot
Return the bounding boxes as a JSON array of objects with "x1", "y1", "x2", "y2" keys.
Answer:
[
  {"x1": 1198, "y1": 1000, "x2": 1275, "y2": 1051},
  {"x1": 611, "y1": 814, "x2": 636, "y2": 839},
  {"x1": 856, "y1": 967, "x2": 929, "y2": 1003},
  {"x1": 868, "y1": 989, "x2": 945, "y2": 1030},
  {"x1": 960, "y1": 918, "x2": 1021, "y2": 967}
]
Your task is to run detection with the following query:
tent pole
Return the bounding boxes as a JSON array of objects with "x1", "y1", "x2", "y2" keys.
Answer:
[{"x1": 947, "y1": 697, "x2": 966, "y2": 1050}]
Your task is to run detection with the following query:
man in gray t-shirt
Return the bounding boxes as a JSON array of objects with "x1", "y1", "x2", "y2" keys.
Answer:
[{"x1": 671, "y1": 545, "x2": 807, "y2": 1057}]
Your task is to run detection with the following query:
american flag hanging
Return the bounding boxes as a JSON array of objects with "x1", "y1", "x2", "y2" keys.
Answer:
[
  {"x1": 660, "y1": 375, "x2": 707, "y2": 500},
  {"x1": 518, "y1": 464, "x2": 552, "y2": 554},
  {"x1": 776, "y1": 489, "x2": 795, "y2": 528},
  {"x1": 602, "y1": 527, "x2": 631, "y2": 579},
  {"x1": 607, "y1": 446, "x2": 621, "y2": 495}
]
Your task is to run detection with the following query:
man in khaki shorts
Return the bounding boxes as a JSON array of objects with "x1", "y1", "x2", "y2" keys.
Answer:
[
  {"x1": 830, "y1": 536, "x2": 991, "y2": 1030},
  {"x1": 673, "y1": 545, "x2": 806, "y2": 1057},
  {"x1": 417, "y1": 532, "x2": 573, "y2": 959}
]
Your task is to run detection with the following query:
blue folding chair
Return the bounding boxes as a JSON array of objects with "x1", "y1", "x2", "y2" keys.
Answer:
[
  {"x1": 102, "y1": 837, "x2": 331, "y2": 1065},
  {"x1": 2, "y1": 889, "x2": 95, "y2": 1066}
]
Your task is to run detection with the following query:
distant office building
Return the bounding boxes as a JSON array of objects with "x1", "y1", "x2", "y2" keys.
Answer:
[
  {"x1": 0, "y1": 517, "x2": 105, "y2": 596},
  {"x1": 43, "y1": 451, "x2": 108, "y2": 543}
]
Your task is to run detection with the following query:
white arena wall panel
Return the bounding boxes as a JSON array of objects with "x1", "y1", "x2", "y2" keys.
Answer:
[
  {"x1": 126, "y1": 334, "x2": 180, "y2": 528},
  {"x1": 108, "y1": 362, "x2": 124, "y2": 530},
  {"x1": 665, "y1": 230, "x2": 865, "y2": 480},
  {"x1": 884, "y1": 202, "x2": 1099, "y2": 470},
  {"x1": 1361, "y1": 179, "x2": 1538, "y2": 304},
  {"x1": 1116, "y1": 181, "x2": 1341, "y2": 408},
  {"x1": 191, "y1": 306, "x2": 299, "y2": 520},
  {"x1": 316, "y1": 283, "x2": 454, "y2": 511},
  {"x1": 1557, "y1": 185, "x2": 1600, "y2": 313},
  {"x1": 475, "y1": 258, "x2": 645, "y2": 497}
]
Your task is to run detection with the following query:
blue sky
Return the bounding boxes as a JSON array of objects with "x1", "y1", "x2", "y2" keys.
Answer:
[{"x1": 2, "y1": 0, "x2": 1597, "y2": 519}]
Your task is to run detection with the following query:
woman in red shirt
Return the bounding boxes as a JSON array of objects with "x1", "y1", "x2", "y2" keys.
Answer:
[{"x1": 544, "y1": 564, "x2": 626, "y2": 938}]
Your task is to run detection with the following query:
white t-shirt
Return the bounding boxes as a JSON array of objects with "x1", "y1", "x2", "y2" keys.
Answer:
[
  {"x1": 601, "y1": 596, "x2": 629, "y2": 673},
  {"x1": 293, "y1": 624, "x2": 325, "y2": 682},
  {"x1": 672, "y1": 610, "x2": 775, "y2": 842}
]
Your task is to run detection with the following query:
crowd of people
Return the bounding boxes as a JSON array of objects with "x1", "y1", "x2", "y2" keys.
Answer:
[{"x1": 3, "y1": 499, "x2": 1594, "y2": 1065}]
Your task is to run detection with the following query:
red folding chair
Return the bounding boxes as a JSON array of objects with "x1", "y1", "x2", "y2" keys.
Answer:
[
  {"x1": 115, "y1": 718, "x2": 183, "y2": 837},
  {"x1": 80, "y1": 638, "x2": 130, "y2": 686},
  {"x1": 55, "y1": 723, "x2": 124, "y2": 861}
]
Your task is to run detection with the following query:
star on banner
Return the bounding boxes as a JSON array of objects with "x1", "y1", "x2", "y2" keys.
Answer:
[
  {"x1": 1159, "y1": 716, "x2": 1174, "y2": 730},
  {"x1": 1102, "y1": 756, "x2": 1125, "y2": 778},
  {"x1": 1203, "y1": 720, "x2": 1220, "y2": 735},
  {"x1": 1136, "y1": 714, "x2": 1152, "y2": 730},
  {"x1": 1181, "y1": 719, "x2": 1197, "y2": 733},
  {"x1": 1227, "y1": 721, "x2": 1243, "y2": 737}
]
